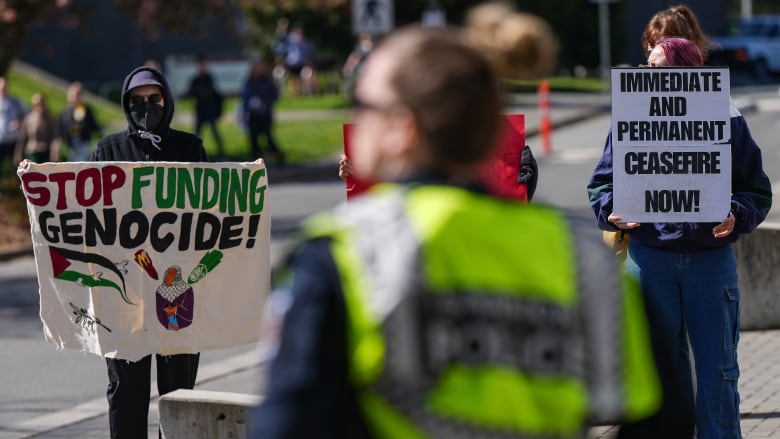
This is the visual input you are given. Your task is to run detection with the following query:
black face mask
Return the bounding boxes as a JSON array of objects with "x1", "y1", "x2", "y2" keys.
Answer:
[{"x1": 130, "y1": 102, "x2": 164, "y2": 132}]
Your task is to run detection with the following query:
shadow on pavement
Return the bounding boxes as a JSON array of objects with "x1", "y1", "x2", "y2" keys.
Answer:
[{"x1": 0, "y1": 276, "x2": 40, "y2": 309}]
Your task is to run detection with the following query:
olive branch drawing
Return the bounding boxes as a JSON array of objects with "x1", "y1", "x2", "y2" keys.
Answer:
[{"x1": 69, "y1": 302, "x2": 112, "y2": 334}]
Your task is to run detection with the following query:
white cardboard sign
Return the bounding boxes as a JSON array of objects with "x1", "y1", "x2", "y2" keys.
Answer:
[
  {"x1": 19, "y1": 161, "x2": 270, "y2": 361},
  {"x1": 611, "y1": 67, "x2": 732, "y2": 222}
]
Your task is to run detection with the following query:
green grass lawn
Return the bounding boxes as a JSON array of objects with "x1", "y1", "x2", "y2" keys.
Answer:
[
  {"x1": 175, "y1": 96, "x2": 349, "y2": 162},
  {"x1": 189, "y1": 114, "x2": 349, "y2": 163},
  {"x1": 7, "y1": 65, "x2": 350, "y2": 165}
]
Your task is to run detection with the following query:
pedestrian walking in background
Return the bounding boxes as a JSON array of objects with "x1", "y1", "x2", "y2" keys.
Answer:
[
  {"x1": 90, "y1": 66, "x2": 207, "y2": 438},
  {"x1": 59, "y1": 82, "x2": 101, "y2": 161},
  {"x1": 587, "y1": 37, "x2": 772, "y2": 439},
  {"x1": 241, "y1": 60, "x2": 285, "y2": 165},
  {"x1": 14, "y1": 93, "x2": 59, "y2": 165},
  {"x1": 250, "y1": 3, "x2": 663, "y2": 438},
  {"x1": 281, "y1": 24, "x2": 315, "y2": 96},
  {"x1": 271, "y1": 18, "x2": 290, "y2": 62},
  {"x1": 185, "y1": 54, "x2": 225, "y2": 160},
  {"x1": 269, "y1": 19, "x2": 292, "y2": 94},
  {"x1": 342, "y1": 33, "x2": 374, "y2": 100},
  {"x1": 0, "y1": 76, "x2": 27, "y2": 172}
]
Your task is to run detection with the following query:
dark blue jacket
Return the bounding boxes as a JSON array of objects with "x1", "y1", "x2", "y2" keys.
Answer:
[
  {"x1": 587, "y1": 106, "x2": 771, "y2": 252},
  {"x1": 242, "y1": 76, "x2": 278, "y2": 120},
  {"x1": 249, "y1": 238, "x2": 372, "y2": 439}
]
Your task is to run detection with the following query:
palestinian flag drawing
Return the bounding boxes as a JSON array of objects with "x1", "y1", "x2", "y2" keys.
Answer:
[{"x1": 49, "y1": 246, "x2": 135, "y2": 305}]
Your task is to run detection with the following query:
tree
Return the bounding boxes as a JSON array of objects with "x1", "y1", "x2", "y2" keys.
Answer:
[
  {"x1": 113, "y1": 0, "x2": 236, "y2": 39},
  {"x1": 233, "y1": 0, "x2": 614, "y2": 75},
  {"x1": 233, "y1": 0, "x2": 537, "y2": 70},
  {"x1": 235, "y1": 0, "x2": 352, "y2": 68},
  {"x1": 0, "y1": 0, "x2": 236, "y2": 76},
  {"x1": 0, "y1": 0, "x2": 80, "y2": 75}
]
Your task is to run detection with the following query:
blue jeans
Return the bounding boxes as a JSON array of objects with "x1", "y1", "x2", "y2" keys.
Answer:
[{"x1": 626, "y1": 240, "x2": 741, "y2": 439}]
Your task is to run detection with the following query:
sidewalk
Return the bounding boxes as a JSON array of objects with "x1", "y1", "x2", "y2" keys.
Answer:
[
  {"x1": 589, "y1": 330, "x2": 780, "y2": 438},
  {"x1": 26, "y1": 329, "x2": 780, "y2": 438}
]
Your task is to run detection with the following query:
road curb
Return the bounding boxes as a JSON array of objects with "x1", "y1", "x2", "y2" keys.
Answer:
[
  {"x1": 266, "y1": 161, "x2": 341, "y2": 184},
  {"x1": 0, "y1": 244, "x2": 34, "y2": 262}
]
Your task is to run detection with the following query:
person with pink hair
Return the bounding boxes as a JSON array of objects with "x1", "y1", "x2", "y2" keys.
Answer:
[
  {"x1": 589, "y1": 36, "x2": 772, "y2": 439},
  {"x1": 647, "y1": 37, "x2": 704, "y2": 67}
]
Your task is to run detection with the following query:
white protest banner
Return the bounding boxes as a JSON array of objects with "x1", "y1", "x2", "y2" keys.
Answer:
[
  {"x1": 18, "y1": 161, "x2": 270, "y2": 361},
  {"x1": 611, "y1": 67, "x2": 732, "y2": 222}
]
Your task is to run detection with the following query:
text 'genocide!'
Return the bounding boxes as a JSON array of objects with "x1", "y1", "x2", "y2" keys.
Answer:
[{"x1": 21, "y1": 165, "x2": 267, "y2": 252}]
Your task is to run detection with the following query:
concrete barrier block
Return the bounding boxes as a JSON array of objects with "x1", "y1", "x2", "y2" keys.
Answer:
[
  {"x1": 735, "y1": 223, "x2": 780, "y2": 330},
  {"x1": 159, "y1": 389, "x2": 261, "y2": 439}
]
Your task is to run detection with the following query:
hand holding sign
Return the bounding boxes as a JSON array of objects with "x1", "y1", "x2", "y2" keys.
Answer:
[
  {"x1": 338, "y1": 154, "x2": 353, "y2": 182},
  {"x1": 712, "y1": 211, "x2": 735, "y2": 238},
  {"x1": 608, "y1": 213, "x2": 640, "y2": 230}
]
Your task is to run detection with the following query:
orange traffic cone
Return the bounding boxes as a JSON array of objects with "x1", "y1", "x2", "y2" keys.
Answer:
[{"x1": 538, "y1": 79, "x2": 552, "y2": 156}]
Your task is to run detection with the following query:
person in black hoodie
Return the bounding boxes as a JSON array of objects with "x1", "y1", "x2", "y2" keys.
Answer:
[{"x1": 91, "y1": 66, "x2": 207, "y2": 438}]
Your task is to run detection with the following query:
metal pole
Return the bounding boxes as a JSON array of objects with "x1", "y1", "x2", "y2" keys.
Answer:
[
  {"x1": 741, "y1": 0, "x2": 752, "y2": 20},
  {"x1": 598, "y1": 0, "x2": 611, "y2": 80}
]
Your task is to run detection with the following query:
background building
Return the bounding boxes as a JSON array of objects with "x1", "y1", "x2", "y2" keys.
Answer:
[{"x1": 19, "y1": 1, "x2": 244, "y2": 100}]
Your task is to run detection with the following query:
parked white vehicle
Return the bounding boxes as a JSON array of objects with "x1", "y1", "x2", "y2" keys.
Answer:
[{"x1": 709, "y1": 15, "x2": 780, "y2": 82}]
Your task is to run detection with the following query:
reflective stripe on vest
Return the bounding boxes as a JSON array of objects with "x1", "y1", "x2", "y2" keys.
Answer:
[{"x1": 302, "y1": 184, "x2": 659, "y2": 438}]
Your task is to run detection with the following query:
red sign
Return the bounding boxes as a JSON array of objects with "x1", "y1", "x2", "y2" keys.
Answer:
[
  {"x1": 342, "y1": 123, "x2": 373, "y2": 199},
  {"x1": 342, "y1": 114, "x2": 527, "y2": 201}
]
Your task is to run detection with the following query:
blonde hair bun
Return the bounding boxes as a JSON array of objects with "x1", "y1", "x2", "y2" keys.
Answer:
[{"x1": 466, "y1": 2, "x2": 559, "y2": 78}]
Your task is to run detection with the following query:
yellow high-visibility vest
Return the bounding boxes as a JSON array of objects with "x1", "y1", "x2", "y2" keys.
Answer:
[{"x1": 300, "y1": 184, "x2": 660, "y2": 438}]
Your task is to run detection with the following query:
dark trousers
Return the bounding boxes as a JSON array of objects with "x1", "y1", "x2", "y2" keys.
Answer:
[
  {"x1": 615, "y1": 330, "x2": 696, "y2": 439},
  {"x1": 248, "y1": 115, "x2": 284, "y2": 163},
  {"x1": 195, "y1": 117, "x2": 224, "y2": 157},
  {"x1": 0, "y1": 140, "x2": 16, "y2": 176},
  {"x1": 106, "y1": 353, "x2": 199, "y2": 439}
]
